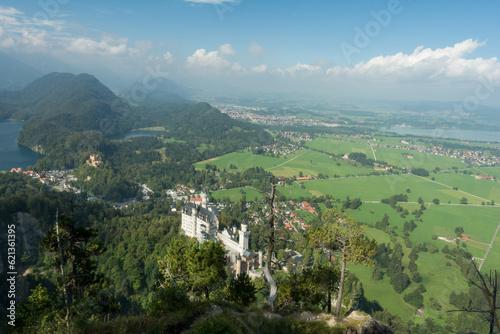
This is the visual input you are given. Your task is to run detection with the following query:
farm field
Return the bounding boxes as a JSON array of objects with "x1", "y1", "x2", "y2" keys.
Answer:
[
  {"x1": 430, "y1": 172, "x2": 500, "y2": 204},
  {"x1": 194, "y1": 149, "x2": 295, "y2": 171},
  {"x1": 339, "y1": 202, "x2": 499, "y2": 267},
  {"x1": 194, "y1": 131, "x2": 500, "y2": 324},
  {"x1": 373, "y1": 146, "x2": 466, "y2": 170},
  {"x1": 266, "y1": 150, "x2": 374, "y2": 178},
  {"x1": 475, "y1": 166, "x2": 500, "y2": 179},
  {"x1": 306, "y1": 136, "x2": 375, "y2": 158},
  {"x1": 211, "y1": 186, "x2": 264, "y2": 202},
  {"x1": 299, "y1": 174, "x2": 489, "y2": 205}
]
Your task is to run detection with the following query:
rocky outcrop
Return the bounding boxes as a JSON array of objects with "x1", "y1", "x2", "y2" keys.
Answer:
[
  {"x1": 345, "y1": 317, "x2": 394, "y2": 334},
  {"x1": 0, "y1": 212, "x2": 44, "y2": 301}
]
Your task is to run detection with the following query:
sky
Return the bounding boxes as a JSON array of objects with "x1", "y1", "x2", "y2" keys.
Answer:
[{"x1": 0, "y1": 0, "x2": 499, "y2": 106}]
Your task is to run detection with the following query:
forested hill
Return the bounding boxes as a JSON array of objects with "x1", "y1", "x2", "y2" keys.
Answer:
[
  {"x1": 140, "y1": 101, "x2": 274, "y2": 153},
  {"x1": 0, "y1": 72, "x2": 273, "y2": 168}
]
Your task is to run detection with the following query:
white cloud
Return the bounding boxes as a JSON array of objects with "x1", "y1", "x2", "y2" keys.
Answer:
[
  {"x1": 164, "y1": 52, "x2": 174, "y2": 64},
  {"x1": 327, "y1": 39, "x2": 500, "y2": 83},
  {"x1": 247, "y1": 41, "x2": 264, "y2": 57},
  {"x1": 284, "y1": 63, "x2": 321, "y2": 76},
  {"x1": 218, "y1": 43, "x2": 236, "y2": 56},
  {"x1": 251, "y1": 64, "x2": 267, "y2": 74},
  {"x1": 231, "y1": 62, "x2": 246, "y2": 73},
  {"x1": 0, "y1": 6, "x2": 22, "y2": 16},
  {"x1": 67, "y1": 35, "x2": 130, "y2": 56},
  {"x1": 186, "y1": 48, "x2": 232, "y2": 72}
]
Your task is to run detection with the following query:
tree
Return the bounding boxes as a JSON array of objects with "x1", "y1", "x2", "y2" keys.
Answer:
[
  {"x1": 160, "y1": 237, "x2": 227, "y2": 300},
  {"x1": 449, "y1": 263, "x2": 500, "y2": 334},
  {"x1": 455, "y1": 226, "x2": 464, "y2": 238},
  {"x1": 309, "y1": 208, "x2": 377, "y2": 317},
  {"x1": 460, "y1": 197, "x2": 468, "y2": 205},
  {"x1": 40, "y1": 213, "x2": 105, "y2": 326},
  {"x1": 226, "y1": 273, "x2": 257, "y2": 307},
  {"x1": 433, "y1": 198, "x2": 440, "y2": 205}
]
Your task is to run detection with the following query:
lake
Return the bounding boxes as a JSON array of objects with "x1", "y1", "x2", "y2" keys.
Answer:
[
  {"x1": 381, "y1": 126, "x2": 500, "y2": 143},
  {"x1": 122, "y1": 130, "x2": 165, "y2": 139},
  {"x1": 0, "y1": 120, "x2": 43, "y2": 171}
]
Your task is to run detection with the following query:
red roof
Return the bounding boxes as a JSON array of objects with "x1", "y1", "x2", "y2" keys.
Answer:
[{"x1": 190, "y1": 198, "x2": 203, "y2": 202}]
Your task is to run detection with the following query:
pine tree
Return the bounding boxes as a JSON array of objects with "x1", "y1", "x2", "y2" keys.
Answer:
[{"x1": 309, "y1": 208, "x2": 377, "y2": 317}]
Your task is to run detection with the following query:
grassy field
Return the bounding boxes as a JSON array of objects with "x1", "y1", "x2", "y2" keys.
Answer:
[
  {"x1": 373, "y1": 146, "x2": 466, "y2": 170},
  {"x1": 194, "y1": 149, "x2": 301, "y2": 171},
  {"x1": 297, "y1": 174, "x2": 488, "y2": 205},
  {"x1": 192, "y1": 132, "x2": 500, "y2": 322},
  {"x1": 306, "y1": 136, "x2": 375, "y2": 158},
  {"x1": 306, "y1": 135, "x2": 467, "y2": 170},
  {"x1": 211, "y1": 186, "x2": 264, "y2": 202},
  {"x1": 431, "y1": 172, "x2": 500, "y2": 203},
  {"x1": 266, "y1": 150, "x2": 374, "y2": 178}
]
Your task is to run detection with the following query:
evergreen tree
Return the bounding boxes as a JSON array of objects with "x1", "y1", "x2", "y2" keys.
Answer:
[{"x1": 309, "y1": 208, "x2": 376, "y2": 317}]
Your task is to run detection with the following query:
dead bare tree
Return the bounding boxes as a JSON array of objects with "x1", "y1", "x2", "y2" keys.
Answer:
[
  {"x1": 264, "y1": 176, "x2": 278, "y2": 311},
  {"x1": 448, "y1": 261, "x2": 500, "y2": 334}
]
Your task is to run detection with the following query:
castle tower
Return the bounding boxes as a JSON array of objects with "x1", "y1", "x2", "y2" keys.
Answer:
[
  {"x1": 201, "y1": 191, "x2": 208, "y2": 208},
  {"x1": 239, "y1": 223, "x2": 249, "y2": 253}
]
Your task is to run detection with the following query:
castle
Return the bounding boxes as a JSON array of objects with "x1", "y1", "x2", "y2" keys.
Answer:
[{"x1": 181, "y1": 192, "x2": 249, "y2": 256}]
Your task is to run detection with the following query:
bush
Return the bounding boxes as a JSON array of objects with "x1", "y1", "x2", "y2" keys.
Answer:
[
  {"x1": 403, "y1": 289, "x2": 423, "y2": 308},
  {"x1": 148, "y1": 286, "x2": 190, "y2": 316}
]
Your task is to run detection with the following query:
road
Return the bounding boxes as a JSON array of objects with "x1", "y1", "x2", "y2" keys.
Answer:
[
  {"x1": 266, "y1": 150, "x2": 309, "y2": 170},
  {"x1": 478, "y1": 222, "x2": 500, "y2": 271}
]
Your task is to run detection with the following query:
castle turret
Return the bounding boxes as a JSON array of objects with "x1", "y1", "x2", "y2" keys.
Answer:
[
  {"x1": 201, "y1": 191, "x2": 208, "y2": 208},
  {"x1": 239, "y1": 223, "x2": 249, "y2": 253}
]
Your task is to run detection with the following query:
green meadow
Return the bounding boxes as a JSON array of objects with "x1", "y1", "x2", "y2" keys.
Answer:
[
  {"x1": 266, "y1": 150, "x2": 373, "y2": 178},
  {"x1": 194, "y1": 149, "x2": 302, "y2": 171},
  {"x1": 430, "y1": 172, "x2": 500, "y2": 203},
  {"x1": 211, "y1": 186, "x2": 264, "y2": 202},
  {"x1": 193, "y1": 132, "x2": 500, "y2": 322},
  {"x1": 306, "y1": 135, "x2": 467, "y2": 170},
  {"x1": 297, "y1": 174, "x2": 488, "y2": 205}
]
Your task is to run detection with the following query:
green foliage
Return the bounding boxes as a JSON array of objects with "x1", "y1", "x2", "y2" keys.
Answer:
[
  {"x1": 226, "y1": 273, "x2": 257, "y2": 307},
  {"x1": 411, "y1": 168, "x2": 429, "y2": 177},
  {"x1": 380, "y1": 194, "x2": 408, "y2": 208},
  {"x1": 403, "y1": 288, "x2": 423, "y2": 308},
  {"x1": 148, "y1": 286, "x2": 190, "y2": 316},
  {"x1": 277, "y1": 264, "x2": 340, "y2": 312},
  {"x1": 40, "y1": 214, "x2": 106, "y2": 301},
  {"x1": 309, "y1": 208, "x2": 376, "y2": 316},
  {"x1": 15, "y1": 284, "x2": 57, "y2": 332},
  {"x1": 160, "y1": 237, "x2": 227, "y2": 300},
  {"x1": 389, "y1": 272, "x2": 411, "y2": 294}
]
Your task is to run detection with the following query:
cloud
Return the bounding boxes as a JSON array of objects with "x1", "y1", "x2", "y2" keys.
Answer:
[
  {"x1": 247, "y1": 41, "x2": 264, "y2": 57},
  {"x1": 218, "y1": 43, "x2": 236, "y2": 56},
  {"x1": 164, "y1": 52, "x2": 174, "y2": 64},
  {"x1": 284, "y1": 63, "x2": 321, "y2": 76},
  {"x1": 327, "y1": 39, "x2": 500, "y2": 83},
  {"x1": 251, "y1": 64, "x2": 267, "y2": 74},
  {"x1": 184, "y1": 0, "x2": 238, "y2": 4},
  {"x1": 186, "y1": 48, "x2": 232, "y2": 72},
  {"x1": 66, "y1": 35, "x2": 130, "y2": 56}
]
